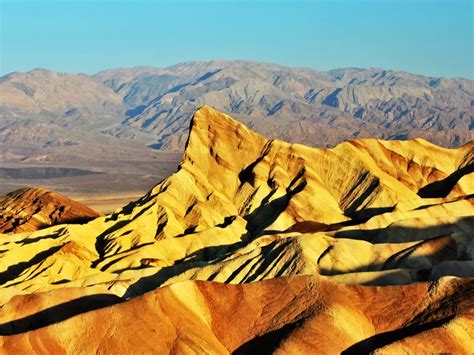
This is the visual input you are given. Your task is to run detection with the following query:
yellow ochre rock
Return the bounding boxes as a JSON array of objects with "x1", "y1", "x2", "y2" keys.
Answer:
[{"x1": 0, "y1": 106, "x2": 472, "y2": 353}]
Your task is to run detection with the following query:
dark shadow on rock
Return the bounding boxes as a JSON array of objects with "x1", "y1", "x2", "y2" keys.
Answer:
[
  {"x1": 238, "y1": 140, "x2": 273, "y2": 187},
  {"x1": 104, "y1": 187, "x2": 163, "y2": 223},
  {"x1": 321, "y1": 88, "x2": 342, "y2": 108},
  {"x1": 16, "y1": 228, "x2": 65, "y2": 245},
  {"x1": 418, "y1": 163, "x2": 473, "y2": 198},
  {"x1": 342, "y1": 278, "x2": 474, "y2": 354},
  {"x1": 98, "y1": 241, "x2": 155, "y2": 272},
  {"x1": 0, "y1": 294, "x2": 123, "y2": 335},
  {"x1": 123, "y1": 241, "x2": 244, "y2": 298},
  {"x1": 285, "y1": 221, "x2": 344, "y2": 233},
  {"x1": 0, "y1": 245, "x2": 63, "y2": 285},
  {"x1": 413, "y1": 193, "x2": 473, "y2": 211},
  {"x1": 233, "y1": 319, "x2": 304, "y2": 355},
  {"x1": 285, "y1": 205, "x2": 396, "y2": 233},
  {"x1": 217, "y1": 215, "x2": 237, "y2": 228},
  {"x1": 92, "y1": 202, "x2": 156, "y2": 268},
  {"x1": 334, "y1": 216, "x2": 474, "y2": 244},
  {"x1": 237, "y1": 239, "x2": 293, "y2": 283},
  {"x1": 125, "y1": 105, "x2": 146, "y2": 118},
  {"x1": 193, "y1": 69, "x2": 222, "y2": 84},
  {"x1": 343, "y1": 206, "x2": 395, "y2": 224},
  {"x1": 341, "y1": 173, "x2": 380, "y2": 215},
  {"x1": 381, "y1": 234, "x2": 461, "y2": 271},
  {"x1": 244, "y1": 168, "x2": 307, "y2": 236},
  {"x1": 342, "y1": 314, "x2": 455, "y2": 355}
]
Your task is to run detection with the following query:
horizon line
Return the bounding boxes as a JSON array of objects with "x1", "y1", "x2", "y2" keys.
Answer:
[{"x1": 2, "y1": 59, "x2": 472, "y2": 80}]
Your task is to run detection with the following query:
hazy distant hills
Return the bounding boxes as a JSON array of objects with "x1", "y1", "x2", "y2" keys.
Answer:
[
  {"x1": 1, "y1": 60, "x2": 473, "y2": 151},
  {"x1": 0, "y1": 68, "x2": 124, "y2": 148}
]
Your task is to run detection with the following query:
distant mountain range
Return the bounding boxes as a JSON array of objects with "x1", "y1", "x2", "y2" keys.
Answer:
[{"x1": 1, "y1": 60, "x2": 473, "y2": 152}]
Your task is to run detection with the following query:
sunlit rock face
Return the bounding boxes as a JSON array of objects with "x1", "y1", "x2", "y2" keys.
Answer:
[
  {"x1": 0, "y1": 187, "x2": 100, "y2": 234},
  {"x1": 0, "y1": 106, "x2": 472, "y2": 353}
]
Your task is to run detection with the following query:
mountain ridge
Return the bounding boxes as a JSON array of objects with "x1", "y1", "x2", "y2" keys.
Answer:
[
  {"x1": 0, "y1": 106, "x2": 471, "y2": 298},
  {"x1": 1, "y1": 60, "x2": 472, "y2": 157},
  {"x1": 0, "y1": 107, "x2": 472, "y2": 352}
]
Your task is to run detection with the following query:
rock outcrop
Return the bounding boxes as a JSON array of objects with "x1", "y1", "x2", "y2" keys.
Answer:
[{"x1": 0, "y1": 187, "x2": 101, "y2": 233}]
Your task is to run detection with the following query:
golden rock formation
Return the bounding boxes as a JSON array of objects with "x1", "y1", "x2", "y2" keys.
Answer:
[
  {"x1": 0, "y1": 187, "x2": 101, "y2": 233},
  {"x1": 0, "y1": 276, "x2": 472, "y2": 354},
  {"x1": 0, "y1": 106, "x2": 472, "y2": 353}
]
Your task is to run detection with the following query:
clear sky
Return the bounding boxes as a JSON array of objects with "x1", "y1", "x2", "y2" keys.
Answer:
[{"x1": 0, "y1": 0, "x2": 472, "y2": 78}]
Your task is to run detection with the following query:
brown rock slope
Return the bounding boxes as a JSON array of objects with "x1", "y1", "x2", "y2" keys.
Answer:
[
  {"x1": 0, "y1": 276, "x2": 472, "y2": 354},
  {"x1": 0, "y1": 187, "x2": 101, "y2": 233},
  {"x1": 0, "y1": 106, "x2": 472, "y2": 352}
]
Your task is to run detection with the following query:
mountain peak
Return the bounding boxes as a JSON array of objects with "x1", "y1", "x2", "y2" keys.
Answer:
[
  {"x1": 189, "y1": 105, "x2": 263, "y2": 141},
  {"x1": 182, "y1": 106, "x2": 267, "y2": 180},
  {"x1": 185, "y1": 105, "x2": 265, "y2": 155}
]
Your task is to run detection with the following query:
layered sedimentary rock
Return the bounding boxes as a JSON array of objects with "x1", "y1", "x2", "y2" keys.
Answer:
[
  {"x1": 0, "y1": 107, "x2": 472, "y2": 352},
  {"x1": 0, "y1": 276, "x2": 472, "y2": 354},
  {"x1": 0, "y1": 187, "x2": 100, "y2": 233}
]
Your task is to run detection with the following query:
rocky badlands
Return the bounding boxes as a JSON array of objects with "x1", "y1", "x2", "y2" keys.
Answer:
[{"x1": 0, "y1": 107, "x2": 472, "y2": 353}]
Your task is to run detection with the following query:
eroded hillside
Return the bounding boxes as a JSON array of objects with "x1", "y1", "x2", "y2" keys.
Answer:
[
  {"x1": 0, "y1": 187, "x2": 100, "y2": 234},
  {"x1": 1, "y1": 276, "x2": 472, "y2": 354},
  {"x1": 1, "y1": 62, "x2": 473, "y2": 155},
  {"x1": 0, "y1": 107, "x2": 472, "y2": 353}
]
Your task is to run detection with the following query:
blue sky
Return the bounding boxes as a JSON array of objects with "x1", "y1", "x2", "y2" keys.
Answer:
[{"x1": 1, "y1": 0, "x2": 472, "y2": 78}]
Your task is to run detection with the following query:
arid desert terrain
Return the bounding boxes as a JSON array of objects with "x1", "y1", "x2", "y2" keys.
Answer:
[{"x1": 0, "y1": 106, "x2": 472, "y2": 353}]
